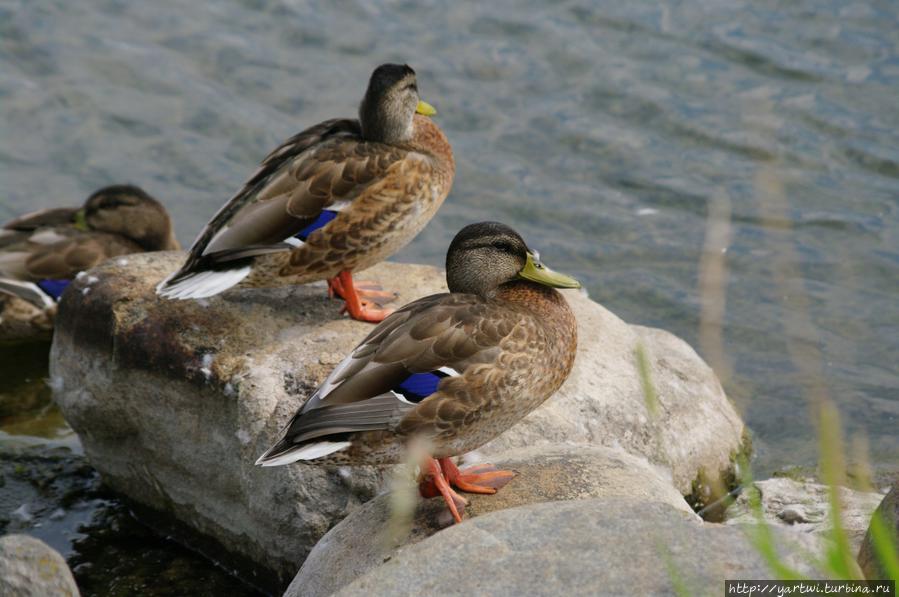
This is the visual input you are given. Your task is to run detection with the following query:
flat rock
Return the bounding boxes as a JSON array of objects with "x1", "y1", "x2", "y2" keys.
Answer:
[
  {"x1": 287, "y1": 445, "x2": 697, "y2": 597},
  {"x1": 333, "y1": 498, "x2": 823, "y2": 597},
  {"x1": 0, "y1": 534, "x2": 80, "y2": 597},
  {"x1": 857, "y1": 482, "x2": 898, "y2": 580},
  {"x1": 50, "y1": 252, "x2": 744, "y2": 590},
  {"x1": 725, "y1": 477, "x2": 885, "y2": 557}
]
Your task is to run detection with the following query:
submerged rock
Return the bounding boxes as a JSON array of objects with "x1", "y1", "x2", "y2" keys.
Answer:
[
  {"x1": 857, "y1": 482, "x2": 898, "y2": 580},
  {"x1": 287, "y1": 445, "x2": 696, "y2": 597},
  {"x1": 50, "y1": 252, "x2": 744, "y2": 589},
  {"x1": 725, "y1": 477, "x2": 885, "y2": 556},
  {"x1": 330, "y1": 498, "x2": 822, "y2": 597},
  {"x1": 0, "y1": 534, "x2": 80, "y2": 597}
]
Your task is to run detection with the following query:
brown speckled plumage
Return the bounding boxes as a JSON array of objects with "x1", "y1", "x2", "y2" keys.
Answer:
[
  {"x1": 257, "y1": 222, "x2": 579, "y2": 468},
  {"x1": 248, "y1": 115, "x2": 453, "y2": 286},
  {"x1": 326, "y1": 283, "x2": 576, "y2": 465},
  {"x1": 159, "y1": 64, "x2": 454, "y2": 296},
  {"x1": 0, "y1": 185, "x2": 178, "y2": 313}
]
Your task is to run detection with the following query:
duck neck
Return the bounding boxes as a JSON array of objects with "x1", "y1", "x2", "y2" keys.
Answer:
[
  {"x1": 407, "y1": 115, "x2": 455, "y2": 172},
  {"x1": 495, "y1": 280, "x2": 575, "y2": 325}
]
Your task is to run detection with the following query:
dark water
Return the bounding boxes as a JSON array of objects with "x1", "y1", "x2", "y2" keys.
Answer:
[
  {"x1": 1, "y1": 0, "x2": 897, "y2": 591},
  {"x1": 0, "y1": 344, "x2": 264, "y2": 595}
]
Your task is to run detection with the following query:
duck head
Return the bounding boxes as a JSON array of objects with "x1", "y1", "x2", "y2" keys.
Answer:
[
  {"x1": 445, "y1": 221, "x2": 581, "y2": 297},
  {"x1": 82, "y1": 185, "x2": 180, "y2": 251},
  {"x1": 359, "y1": 63, "x2": 436, "y2": 144}
]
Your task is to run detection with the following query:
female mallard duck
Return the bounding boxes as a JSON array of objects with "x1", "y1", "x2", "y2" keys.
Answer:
[
  {"x1": 0, "y1": 184, "x2": 178, "y2": 321},
  {"x1": 157, "y1": 63, "x2": 455, "y2": 323},
  {"x1": 256, "y1": 222, "x2": 580, "y2": 523}
]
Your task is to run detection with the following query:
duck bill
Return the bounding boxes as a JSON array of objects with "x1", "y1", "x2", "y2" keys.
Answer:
[
  {"x1": 73, "y1": 209, "x2": 89, "y2": 232},
  {"x1": 517, "y1": 252, "x2": 581, "y2": 289},
  {"x1": 416, "y1": 100, "x2": 437, "y2": 116}
]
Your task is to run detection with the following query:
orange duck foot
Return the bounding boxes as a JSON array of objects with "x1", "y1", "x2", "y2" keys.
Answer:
[
  {"x1": 327, "y1": 276, "x2": 397, "y2": 302},
  {"x1": 327, "y1": 270, "x2": 395, "y2": 323},
  {"x1": 440, "y1": 458, "x2": 517, "y2": 494},
  {"x1": 419, "y1": 457, "x2": 517, "y2": 523}
]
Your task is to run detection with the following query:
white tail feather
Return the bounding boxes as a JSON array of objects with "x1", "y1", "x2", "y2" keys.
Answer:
[
  {"x1": 0, "y1": 278, "x2": 55, "y2": 310},
  {"x1": 255, "y1": 441, "x2": 351, "y2": 466},
  {"x1": 156, "y1": 266, "x2": 251, "y2": 300}
]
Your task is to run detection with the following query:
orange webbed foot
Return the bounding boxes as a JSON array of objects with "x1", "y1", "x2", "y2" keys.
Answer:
[
  {"x1": 348, "y1": 280, "x2": 398, "y2": 303},
  {"x1": 341, "y1": 300, "x2": 394, "y2": 323},
  {"x1": 418, "y1": 457, "x2": 516, "y2": 523},
  {"x1": 329, "y1": 277, "x2": 397, "y2": 303},
  {"x1": 419, "y1": 458, "x2": 467, "y2": 523},
  {"x1": 440, "y1": 458, "x2": 516, "y2": 495},
  {"x1": 328, "y1": 270, "x2": 395, "y2": 323}
]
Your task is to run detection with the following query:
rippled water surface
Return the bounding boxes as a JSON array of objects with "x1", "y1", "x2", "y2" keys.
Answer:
[{"x1": 1, "y1": 0, "x2": 897, "y2": 590}]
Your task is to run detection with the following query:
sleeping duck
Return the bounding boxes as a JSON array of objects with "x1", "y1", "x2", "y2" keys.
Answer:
[
  {"x1": 157, "y1": 63, "x2": 455, "y2": 323},
  {"x1": 256, "y1": 222, "x2": 580, "y2": 523},
  {"x1": 0, "y1": 184, "x2": 178, "y2": 340}
]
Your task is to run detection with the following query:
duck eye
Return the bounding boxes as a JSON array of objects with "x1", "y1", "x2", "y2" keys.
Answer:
[{"x1": 492, "y1": 241, "x2": 514, "y2": 253}]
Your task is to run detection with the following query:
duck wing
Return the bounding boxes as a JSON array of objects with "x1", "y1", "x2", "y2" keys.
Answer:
[
  {"x1": 257, "y1": 293, "x2": 518, "y2": 464},
  {"x1": 0, "y1": 230, "x2": 136, "y2": 307},
  {"x1": 168, "y1": 118, "x2": 415, "y2": 277},
  {"x1": 3, "y1": 207, "x2": 79, "y2": 231}
]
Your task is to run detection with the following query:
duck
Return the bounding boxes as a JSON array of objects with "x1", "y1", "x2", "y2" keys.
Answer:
[
  {"x1": 156, "y1": 63, "x2": 455, "y2": 323},
  {"x1": 256, "y1": 222, "x2": 580, "y2": 523},
  {"x1": 0, "y1": 184, "x2": 179, "y2": 338}
]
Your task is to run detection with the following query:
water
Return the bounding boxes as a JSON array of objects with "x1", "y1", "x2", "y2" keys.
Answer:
[
  {"x1": 0, "y1": 343, "x2": 264, "y2": 595},
  {"x1": 1, "y1": 0, "x2": 897, "y2": 590}
]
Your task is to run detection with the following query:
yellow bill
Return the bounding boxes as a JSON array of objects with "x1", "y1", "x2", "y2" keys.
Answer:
[
  {"x1": 73, "y1": 209, "x2": 89, "y2": 232},
  {"x1": 416, "y1": 100, "x2": 437, "y2": 116},
  {"x1": 517, "y1": 252, "x2": 581, "y2": 289}
]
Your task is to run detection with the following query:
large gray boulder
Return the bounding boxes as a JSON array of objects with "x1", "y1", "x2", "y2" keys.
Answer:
[
  {"x1": 287, "y1": 445, "x2": 697, "y2": 597},
  {"x1": 330, "y1": 498, "x2": 822, "y2": 597},
  {"x1": 50, "y1": 252, "x2": 744, "y2": 590},
  {"x1": 725, "y1": 477, "x2": 885, "y2": 557},
  {"x1": 0, "y1": 534, "x2": 80, "y2": 597},
  {"x1": 857, "y1": 482, "x2": 898, "y2": 580}
]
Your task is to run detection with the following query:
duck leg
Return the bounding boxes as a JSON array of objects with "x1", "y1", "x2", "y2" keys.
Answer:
[
  {"x1": 327, "y1": 276, "x2": 396, "y2": 302},
  {"x1": 418, "y1": 458, "x2": 467, "y2": 524},
  {"x1": 326, "y1": 270, "x2": 394, "y2": 323}
]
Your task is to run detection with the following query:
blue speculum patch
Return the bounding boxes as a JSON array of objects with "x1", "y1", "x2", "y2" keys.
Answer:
[
  {"x1": 295, "y1": 210, "x2": 338, "y2": 241},
  {"x1": 395, "y1": 371, "x2": 450, "y2": 403},
  {"x1": 36, "y1": 279, "x2": 70, "y2": 300}
]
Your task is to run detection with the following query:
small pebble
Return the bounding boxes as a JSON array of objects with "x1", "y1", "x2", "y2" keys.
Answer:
[
  {"x1": 777, "y1": 505, "x2": 808, "y2": 524},
  {"x1": 11, "y1": 504, "x2": 33, "y2": 523}
]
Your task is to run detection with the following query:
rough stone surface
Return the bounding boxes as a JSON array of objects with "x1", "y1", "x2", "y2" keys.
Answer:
[
  {"x1": 287, "y1": 445, "x2": 697, "y2": 597},
  {"x1": 326, "y1": 498, "x2": 823, "y2": 597},
  {"x1": 0, "y1": 534, "x2": 80, "y2": 597},
  {"x1": 858, "y1": 482, "x2": 898, "y2": 580},
  {"x1": 50, "y1": 252, "x2": 744, "y2": 590},
  {"x1": 725, "y1": 477, "x2": 885, "y2": 556}
]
